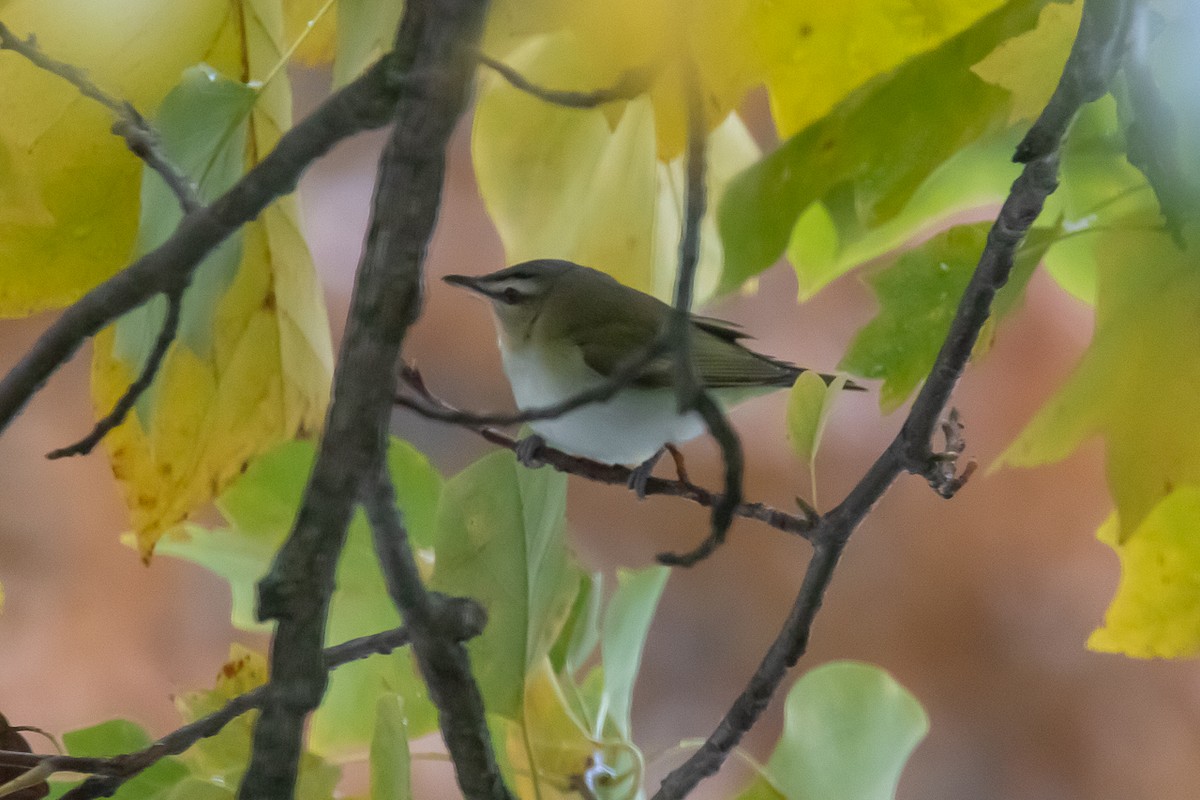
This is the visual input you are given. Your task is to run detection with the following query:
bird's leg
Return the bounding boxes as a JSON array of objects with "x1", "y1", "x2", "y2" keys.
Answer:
[
  {"x1": 627, "y1": 447, "x2": 665, "y2": 500},
  {"x1": 514, "y1": 433, "x2": 547, "y2": 468},
  {"x1": 664, "y1": 443, "x2": 693, "y2": 487}
]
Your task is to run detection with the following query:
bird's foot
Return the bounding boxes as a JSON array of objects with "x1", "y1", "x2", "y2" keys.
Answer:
[
  {"x1": 627, "y1": 448, "x2": 665, "y2": 500},
  {"x1": 514, "y1": 434, "x2": 547, "y2": 468}
]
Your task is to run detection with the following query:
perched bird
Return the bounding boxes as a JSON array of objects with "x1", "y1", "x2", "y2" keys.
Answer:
[{"x1": 444, "y1": 259, "x2": 860, "y2": 490}]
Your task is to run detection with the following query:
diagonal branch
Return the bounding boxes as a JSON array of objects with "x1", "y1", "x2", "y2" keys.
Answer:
[
  {"x1": 46, "y1": 289, "x2": 184, "y2": 460},
  {"x1": 652, "y1": 1, "x2": 1134, "y2": 797},
  {"x1": 0, "y1": 623, "x2": 448, "y2": 800},
  {"x1": 396, "y1": 365, "x2": 817, "y2": 537},
  {"x1": 0, "y1": 20, "x2": 201, "y2": 213}
]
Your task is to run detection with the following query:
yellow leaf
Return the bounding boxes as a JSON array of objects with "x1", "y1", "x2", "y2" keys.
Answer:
[
  {"x1": 284, "y1": 0, "x2": 337, "y2": 65},
  {"x1": 766, "y1": 0, "x2": 1008, "y2": 139},
  {"x1": 472, "y1": 33, "x2": 758, "y2": 302},
  {"x1": 0, "y1": 0, "x2": 232, "y2": 316},
  {"x1": 93, "y1": 1, "x2": 333, "y2": 558},
  {"x1": 998, "y1": 228, "x2": 1200, "y2": 544},
  {"x1": 786, "y1": 371, "x2": 846, "y2": 468},
  {"x1": 505, "y1": 661, "x2": 597, "y2": 800},
  {"x1": 972, "y1": 0, "x2": 1083, "y2": 124},
  {"x1": 1088, "y1": 489, "x2": 1200, "y2": 659}
]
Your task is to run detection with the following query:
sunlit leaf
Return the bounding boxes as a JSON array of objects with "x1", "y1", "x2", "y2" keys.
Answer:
[
  {"x1": 719, "y1": 0, "x2": 1048, "y2": 295},
  {"x1": 0, "y1": 0, "x2": 231, "y2": 316},
  {"x1": 369, "y1": 695, "x2": 412, "y2": 800},
  {"x1": 736, "y1": 662, "x2": 928, "y2": 800},
  {"x1": 92, "y1": 2, "x2": 334, "y2": 557},
  {"x1": 786, "y1": 372, "x2": 846, "y2": 468},
  {"x1": 504, "y1": 662, "x2": 597, "y2": 800},
  {"x1": 971, "y1": 0, "x2": 1081, "y2": 123},
  {"x1": 284, "y1": 0, "x2": 338, "y2": 65},
  {"x1": 155, "y1": 438, "x2": 443, "y2": 756},
  {"x1": 600, "y1": 565, "x2": 669, "y2": 741},
  {"x1": 999, "y1": 225, "x2": 1200, "y2": 545},
  {"x1": 472, "y1": 33, "x2": 757, "y2": 302},
  {"x1": 841, "y1": 223, "x2": 1055, "y2": 412},
  {"x1": 1087, "y1": 490, "x2": 1200, "y2": 658},
  {"x1": 430, "y1": 449, "x2": 579, "y2": 720}
]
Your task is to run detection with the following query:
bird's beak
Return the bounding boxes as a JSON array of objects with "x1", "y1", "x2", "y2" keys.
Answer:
[{"x1": 442, "y1": 273, "x2": 485, "y2": 294}]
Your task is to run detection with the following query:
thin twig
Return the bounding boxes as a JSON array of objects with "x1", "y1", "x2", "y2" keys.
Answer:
[
  {"x1": 0, "y1": 624, "x2": 423, "y2": 800},
  {"x1": 651, "y1": 2, "x2": 1132, "y2": 796},
  {"x1": 0, "y1": 21, "x2": 201, "y2": 213},
  {"x1": 656, "y1": 52, "x2": 745, "y2": 568},
  {"x1": 395, "y1": 338, "x2": 667, "y2": 426},
  {"x1": 477, "y1": 53, "x2": 653, "y2": 108},
  {"x1": 396, "y1": 365, "x2": 817, "y2": 538},
  {"x1": 47, "y1": 289, "x2": 184, "y2": 460}
]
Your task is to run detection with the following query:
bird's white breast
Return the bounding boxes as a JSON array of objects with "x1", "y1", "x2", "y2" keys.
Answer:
[{"x1": 498, "y1": 338, "x2": 704, "y2": 466}]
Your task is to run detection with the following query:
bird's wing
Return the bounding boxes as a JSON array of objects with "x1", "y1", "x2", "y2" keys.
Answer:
[{"x1": 577, "y1": 318, "x2": 798, "y2": 390}]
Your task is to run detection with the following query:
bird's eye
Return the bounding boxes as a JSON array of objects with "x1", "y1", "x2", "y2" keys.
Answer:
[{"x1": 501, "y1": 286, "x2": 522, "y2": 304}]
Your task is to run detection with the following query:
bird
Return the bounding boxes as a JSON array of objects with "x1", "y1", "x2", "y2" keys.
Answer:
[{"x1": 444, "y1": 258, "x2": 862, "y2": 493}]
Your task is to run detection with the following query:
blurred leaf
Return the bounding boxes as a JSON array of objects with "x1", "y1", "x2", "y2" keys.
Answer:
[
  {"x1": 430, "y1": 449, "x2": 579, "y2": 720},
  {"x1": 719, "y1": 0, "x2": 1049, "y2": 294},
  {"x1": 156, "y1": 438, "x2": 442, "y2": 755},
  {"x1": 284, "y1": 0, "x2": 337, "y2": 65},
  {"x1": 0, "y1": 713, "x2": 49, "y2": 800},
  {"x1": 786, "y1": 372, "x2": 846, "y2": 468},
  {"x1": 600, "y1": 565, "x2": 669, "y2": 740},
  {"x1": 504, "y1": 662, "x2": 597, "y2": 800},
  {"x1": 472, "y1": 33, "x2": 757, "y2": 302},
  {"x1": 841, "y1": 223, "x2": 1055, "y2": 412},
  {"x1": 93, "y1": 2, "x2": 333, "y2": 558},
  {"x1": 971, "y1": 0, "x2": 1082, "y2": 123},
  {"x1": 62, "y1": 720, "x2": 189, "y2": 800},
  {"x1": 0, "y1": 0, "x2": 231, "y2": 316},
  {"x1": 549, "y1": 571, "x2": 604, "y2": 678},
  {"x1": 736, "y1": 662, "x2": 928, "y2": 800},
  {"x1": 998, "y1": 226, "x2": 1200, "y2": 543},
  {"x1": 1088, "y1": 491, "x2": 1200, "y2": 658},
  {"x1": 369, "y1": 695, "x2": 412, "y2": 800},
  {"x1": 332, "y1": 0, "x2": 405, "y2": 86}
]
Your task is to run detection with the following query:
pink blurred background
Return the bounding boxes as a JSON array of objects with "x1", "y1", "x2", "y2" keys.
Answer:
[{"x1": 2, "y1": 69, "x2": 1199, "y2": 799}]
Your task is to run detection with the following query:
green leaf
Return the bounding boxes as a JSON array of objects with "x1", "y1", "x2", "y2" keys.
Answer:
[
  {"x1": 430, "y1": 450, "x2": 579, "y2": 720},
  {"x1": 155, "y1": 437, "x2": 443, "y2": 755},
  {"x1": 600, "y1": 565, "x2": 669, "y2": 740},
  {"x1": 840, "y1": 222, "x2": 1056, "y2": 412},
  {"x1": 333, "y1": 0, "x2": 407, "y2": 87},
  {"x1": 370, "y1": 695, "x2": 413, "y2": 800},
  {"x1": 786, "y1": 372, "x2": 846, "y2": 468},
  {"x1": 737, "y1": 662, "x2": 928, "y2": 800},
  {"x1": 549, "y1": 571, "x2": 604, "y2": 678},
  {"x1": 718, "y1": 0, "x2": 1049, "y2": 294},
  {"x1": 62, "y1": 720, "x2": 189, "y2": 800}
]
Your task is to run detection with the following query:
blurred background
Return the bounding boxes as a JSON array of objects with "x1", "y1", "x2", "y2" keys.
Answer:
[{"x1": 2, "y1": 68, "x2": 1199, "y2": 800}]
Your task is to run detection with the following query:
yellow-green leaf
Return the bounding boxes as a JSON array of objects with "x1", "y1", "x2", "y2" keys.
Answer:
[
  {"x1": 786, "y1": 371, "x2": 846, "y2": 467},
  {"x1": 0, "y1": 0, "x2": 232, "y2": 316},
  {"x1": 472, "y1": 32, "x2": 757, "y2": 301},
  {"x1": 93, "y1": 1, "x2": 333, "y2": 557},
  {"x1": 971, "y1": 0, "x2": 1082, "y2": 124},
  {"x1": 998, "y1": 226, "x2": 1200, "y2": 543},
  {"x1": 1088, "y1": 489, "x2": 1200, "y2": 659}
]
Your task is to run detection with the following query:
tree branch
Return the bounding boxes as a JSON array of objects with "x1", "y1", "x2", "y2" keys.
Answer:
[
  {"x1": 652, "y1": 1, "x2": 1133, "y2": 796},
  {"x1": 0, "y1": 21, "x2": 201, "y2": 214},
  {"x1": 0, "y1": 623, "x2": 442, "y2": 800},
  {"x1": 0, "y1": 34, "x2": 424, "y2": 440},
  {"x1": 477, "y1": 53, "x2": 653, "y2": 108},
  {"x1": 396, "y1": 365, "x2": 817, "y2": 537},
  {"x1": 46, "y1": 289, "x2": 184, "y2": 460},
  {"x1": 363, "y1": 469, "x2": 509, "y2": 800},
  {"x1": 242, "y1": 2, "x2": 509, "y2": 800}
]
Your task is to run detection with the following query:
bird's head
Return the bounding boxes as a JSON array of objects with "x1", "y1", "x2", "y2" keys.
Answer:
[{"x1": 444, "y1": 259, "x2": 577, "y2": 343}]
